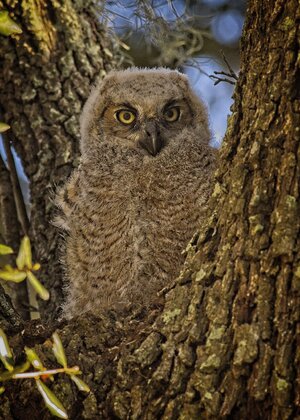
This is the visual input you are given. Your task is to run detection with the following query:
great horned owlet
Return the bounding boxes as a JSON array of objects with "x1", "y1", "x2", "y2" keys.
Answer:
[{"x1": 56, "y1": 68, "x2": 216, "y2": 319}]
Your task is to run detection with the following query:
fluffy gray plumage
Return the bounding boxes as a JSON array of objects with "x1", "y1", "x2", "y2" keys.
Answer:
[{"x1": 56, "y1": 68, "x2": 216, "y2": 319}]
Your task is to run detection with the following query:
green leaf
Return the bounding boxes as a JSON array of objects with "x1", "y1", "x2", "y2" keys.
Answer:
[
  {"x1": 25, "y1": 347, "x2": 45, "y2": 371},
  {"x1": 52, "y1": 333, "x2": 67, "y2": 368},
  {"x1": 0, "y1": 11, "x2": 22, "y2": 36},
  {"x1": 32, "y1": 262, "x2": 41, "y2": 271},
  {"x1": 64, "y1": 366, "x2": 80, "y2": 375},
  {"x1": 26, "y1": 271, "x2": 49, "y2": 300},
  {"x1": 0, "y1": 244, "x2": 13, "y2": 255},
  {"x1": 0, "y1": 122, "x2": 10, "y2": 133},
  {"x1": 0, "y1": 329, "x2": 14, "y2": 371},
  {"x1": 16, "y1": 236, "x2": 32, "y2": 270},
  {"x1": 70, "y1": 375, "x2": 90, "y2": 393},
  {"x1": 0, "y1": 360, "x2": 30, "y2": 381},
  {"x1": 36, "y1": 379, "x2": 68, "y2": 419},
  {"x1": 0, "y1": 269, "x2": 27, "y2": 282},
  {"x1": 0, "y1": 386, "x2": 5, "y2": 395}
]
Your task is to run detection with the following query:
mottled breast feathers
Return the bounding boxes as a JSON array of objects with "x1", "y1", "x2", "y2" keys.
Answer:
[{"x1": 56, "y1": 67, "x2": 216, "y2": 319}]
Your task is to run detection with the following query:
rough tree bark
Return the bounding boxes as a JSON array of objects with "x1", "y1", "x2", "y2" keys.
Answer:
[
  {"x1": 0, "y1": 0, "x2": 118, "y2": 321},
  {"x1": 0, "y1": 0, "x2": 299, "y2": 419}
]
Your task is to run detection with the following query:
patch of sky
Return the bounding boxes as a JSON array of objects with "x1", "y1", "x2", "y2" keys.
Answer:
[
  {"x1": 184, "y1": 57, "x2": 235, "y2": 147},
  {"x1": 211, "y1": 9, "x2": 244, "y2": 45}
]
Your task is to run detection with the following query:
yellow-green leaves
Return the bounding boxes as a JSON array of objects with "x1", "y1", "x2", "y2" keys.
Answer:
[
  {"x1": 69, "y1": 374, "x2": 90, "y2": 392},
  {"x1": 0, "y1": 122, "x2": 10, "y2": 133},
  {"x1": 0, "y1": 361, "x2": 31, "y2": 382},
  {"x1": 25, "y1": 347, "x2": 45, "y2": 371},
  {"x1": 52, "y1": 332, "x2": 67, "y2": 368},
  {"x1": 36, "y1": 379, "x2": 68, "y2": 419},
  {"x1": 16, "y1": 235, "x2": 32, "y2": 270},
  {"x1": 0, "y1": 332, "x2": 89, "y2": 418},
  {"x1": 27, "y1": 270, "x2": 50, "y2": 300},
  {"x1": 0, "y1": 11, "x2": 22, "y2": 36},
  {"x1": 0, "y1": 236, "x2": 49, "y2": 301},
  {"x1": 0, "y1": 329, "x2": 14, "y2": 372},
  {"x1": 52, "y1": 332, "x2": 90, "y2": 392},
  {"x1": 0, "y1": 244, "x2": 13, "y2": 255},
  {"x1": 0, "y1": 268, "x2": 27, "y2": 282},
  {"x1": 0, "y1": 237, "x2": 88, "y2": 419}
]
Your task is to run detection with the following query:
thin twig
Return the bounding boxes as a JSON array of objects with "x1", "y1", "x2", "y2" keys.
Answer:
[
  {"x1": 214, "y1": 70, "x2": 237, "y2": 79},
  {"x1": 210, "y1": 75, "x2": 236, "y2": 86},
  {"x1": 221, "y1": 50, "x2": 238, "y2": 80},
  {"x1": 209, "y1": 50, "x2": 239, "y2": 86},
  {"x1": 12, "y1": 366, "x2": 80, "y2": 379}
]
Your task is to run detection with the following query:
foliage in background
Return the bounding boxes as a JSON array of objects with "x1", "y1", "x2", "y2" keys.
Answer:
[
  {"x1": 103, "y1": 0, "x2": 246, "y2": 68},
  {"x1": 101, "y1": 0, "x2": 244, "y2": 144}
]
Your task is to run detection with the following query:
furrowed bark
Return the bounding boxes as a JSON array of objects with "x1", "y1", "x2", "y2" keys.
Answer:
[{"x1": 0, "y1": 0, "x2": 118, "y2": 321}]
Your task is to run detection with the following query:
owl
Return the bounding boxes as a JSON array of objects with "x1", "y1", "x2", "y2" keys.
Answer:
[{"x1": 55, "y1": 68, "x2": 216, "y2": 319}]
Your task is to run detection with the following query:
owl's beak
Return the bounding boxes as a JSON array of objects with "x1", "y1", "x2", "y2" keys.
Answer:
[{"x1": 139, "y1": 121, "x2": 163, "y2": 156}]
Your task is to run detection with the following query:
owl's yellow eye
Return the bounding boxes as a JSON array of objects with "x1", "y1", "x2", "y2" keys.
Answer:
[
  {"x1": 115, "y1": 109, "x2": 136, "y2": 125},
  {"x1": 164, "y1": 106, "x2": 180, "y2": 122}
]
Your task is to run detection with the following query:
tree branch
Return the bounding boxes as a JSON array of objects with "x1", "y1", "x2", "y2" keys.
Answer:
[{"x1": 210, "y1": 50, "x2": 239, "y2": 85}]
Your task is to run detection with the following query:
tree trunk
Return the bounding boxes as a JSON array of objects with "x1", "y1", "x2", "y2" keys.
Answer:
[
  {"x1": 0, "y1": 0, "x2": 299, "y2": 419},
  {"x1": 115, "y1": 0, "x2": 299, "y2": 417},
  {"x1": 0, "y1": 0, "x2": 118, "y2": 321}
]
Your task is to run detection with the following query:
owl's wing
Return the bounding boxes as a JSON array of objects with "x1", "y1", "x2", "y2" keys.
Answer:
[{"x1": 54, "y1": 169, "x2": 81, "y2": 232}]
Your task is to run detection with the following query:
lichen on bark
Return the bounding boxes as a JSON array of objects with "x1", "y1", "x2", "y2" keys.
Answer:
[{"x1": 0, "y1": 0, "x2": 119, "y2": 321}]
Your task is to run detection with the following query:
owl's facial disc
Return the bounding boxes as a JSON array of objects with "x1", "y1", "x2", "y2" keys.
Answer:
[
  {"x1": 139, "y1": 121, "x2": 163, "y2": 156},
  {"x1": 102, "y1": 98, "x2": 191, "y2": 157}
]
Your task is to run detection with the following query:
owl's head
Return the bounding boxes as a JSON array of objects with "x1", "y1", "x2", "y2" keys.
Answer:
[{"x1": 80, "y1": 68, "x2": 209, "y2": 157}]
